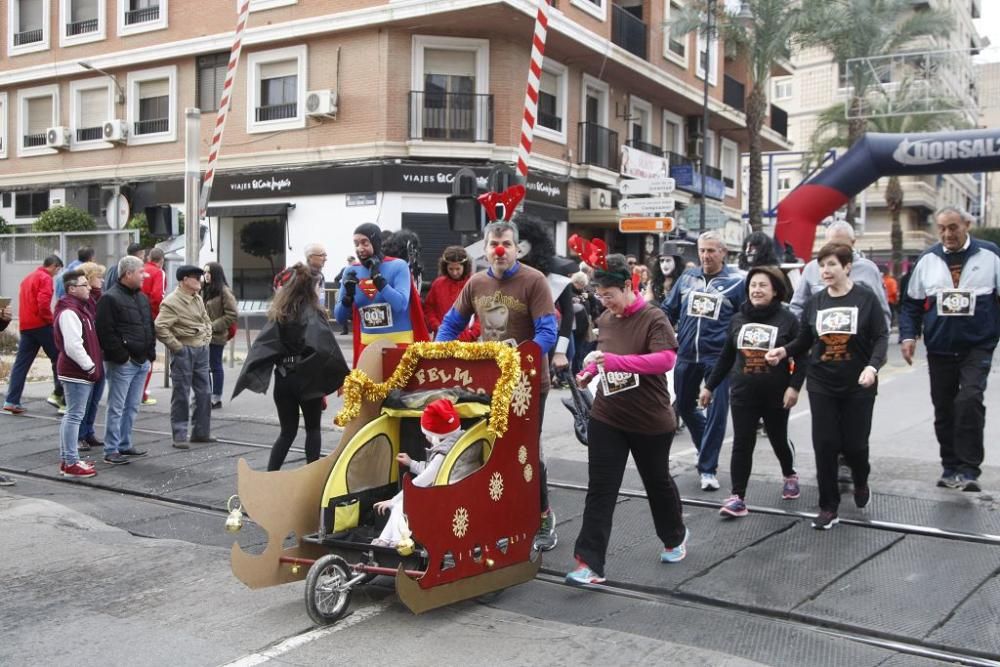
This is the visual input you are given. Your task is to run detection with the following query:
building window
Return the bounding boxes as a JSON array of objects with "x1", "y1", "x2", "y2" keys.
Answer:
[
  {"x1": 243, "y1": 0, "x2": 296, "y2": 10},
  {"x1": 127, "y1": 65, "x2": 177, "y2": 144},
  {"x1": 720, "y1": 137, "x2": 738, "y2": 196},
  {"x1": 18, "y1": 85, "x2": 59, "y2": 155},
  {"x1": 0, "y1": 94, "x2": 7, "y2": 159},
  {"x1": 61, "y1": 0, "x2": 105, "y2": 46},
  {"x1": 410, "y1": 36, "x2": 491, "y2": 143},
  {"x1": 197, "y1": 52, "x2": 228, "y2": 112},
  {"x1": 118, "y1": 0, "x2": 167, "y2": 36},
  {"x1": 71, "y1": 80, "x2": 113, "y2": 146},
  {"x1": 247, "y1": 45, "x2": 307, "y2": 133},
  {"x1": 87, "y1": 185, "x2": 102, "y2": 217},
  {"x1": 9, "y1": 0, "x2": 51, "y2": 55},
  {"x1": 570, "y1": 0, "x2": 606, "y2": 21},
  {"x1": 663, "y1": 0, "x2": 687, "y2": 65},
  {"x1": 777, "y1": 170, "x2": 793, "y2": 191},
  {"x1": 704, "y1": 128, "x2": 716, "y2": 167},
  {"x1": 15, "y1": 191, "x2": 50, "y2": 218},
  {"x1": 773, "y1": 77, "x2": 792, "y2": 101},
  {"x1": 695, "y1": 17, "x2": 718, "y2": 86},
  {"x1": 662, "y1": 109, "x2": 684, "y2": 157},
  {"x1": 628, "y1": 95, "x2": 657, "y2": 154},
  {"x1": 535, "y1": 60, "x2": 567, "y2": 144}
]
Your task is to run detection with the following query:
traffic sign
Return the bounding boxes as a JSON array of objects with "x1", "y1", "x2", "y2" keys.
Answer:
[
  {"x1": 619, "y1": 177, "x2": 676, "y2": 196},
  {"x1": 618, "y1": 217, "x2": 675, "y2": 233},
  {"x1": 618, "y1": 197, "x2": 675, "y2": 216}
]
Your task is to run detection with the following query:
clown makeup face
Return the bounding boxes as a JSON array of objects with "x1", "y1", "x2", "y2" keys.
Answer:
[
  {"x1": 659, "y1": 256, "x2": 675, "y2": 275},
  {"x1": 353, "y1": 234, "x2": 374, "y2": 261},
  {"x1": 486, "y1": 229, "x2": 517, "y2": 275},
  {"x1": 517, "y1": 239, "x2": 532, "y2": 259}
]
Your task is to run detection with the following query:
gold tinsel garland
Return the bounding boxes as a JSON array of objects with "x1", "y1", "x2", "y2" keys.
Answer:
[{"x1": 334, "y1": 341, "x2": 522, "y2": 437}]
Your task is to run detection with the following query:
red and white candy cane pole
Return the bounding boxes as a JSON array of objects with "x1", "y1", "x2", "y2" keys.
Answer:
[
  {"x1": 516, "y1": 0, "x2": 552, "y2": 181},
  {"x1": 199, "y1": 0, "x2": 251, "y2": 218}
]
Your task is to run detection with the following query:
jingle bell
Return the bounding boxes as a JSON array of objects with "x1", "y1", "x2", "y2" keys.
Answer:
[{"x1": 225, "y1": 495, "x2": 244, "y2": 533}]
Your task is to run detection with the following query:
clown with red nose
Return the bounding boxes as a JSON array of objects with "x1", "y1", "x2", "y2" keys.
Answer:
[{"x1": 334, "y1": 223, "x2": 428, "y2": 366}]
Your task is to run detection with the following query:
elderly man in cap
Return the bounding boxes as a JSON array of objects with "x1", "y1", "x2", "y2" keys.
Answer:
[
  {"x1": 334, "y1": 223, "x2": 428, "y2": 365},
  {"x1": 156, "y1": 265, "x2": 214, "y2": 448}
]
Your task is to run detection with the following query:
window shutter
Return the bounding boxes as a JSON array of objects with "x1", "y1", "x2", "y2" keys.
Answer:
[
  {"x1": 139, "y1": 79, "x2": 169, "y2": 99},
  {"x1": 27, "y1": 97, "x2": 53, "y2": 135},
  {"x1": 80, "y1": 89, "x2": 107, "y2": 128},
  {"x1": 423, "y1": 49, "x2": 476, "y2": 77},
  {"x1": 259, "y1": 59, "x2": 297, "y2": 80}
]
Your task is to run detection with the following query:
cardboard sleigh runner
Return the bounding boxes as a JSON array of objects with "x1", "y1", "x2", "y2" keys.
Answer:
[{"x1": 229, "y1": 340, "x2": 543, "y2": 622}]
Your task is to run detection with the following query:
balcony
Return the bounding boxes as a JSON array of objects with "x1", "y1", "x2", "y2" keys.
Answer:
[
  {"x1": 770, "y1": 104, "x2": 788, "y2": 138},
  {"x1": 537, "y1": 110, "x2": 563, "y2": 133},
  {"x1": 611, "y1": 4, "x2": 647, "y2": 60},
  {"x1": 704, "y1": 164, "x2": 723, "y2": 181},
  {"x1": 667, "y1": 151, "x2": 694, "y2": 168},
  {"x1": 76, "y1": 127, "x2": 104, "y2": 142},
  {"x1": 255, "y1": 103, "x2": 297, "y2": 122},
  {"x1": 625, "y1": 139, "x2": 663, "y2": 157},
  {"x1": 408, "y1": 91, "x2": 494, "y2": 143},
  {"x1": 67, "y1": 18, "x2": 99, "y2": 36},
  {"x1": 723, "y1": 75, "x2": 746, "y2": 112},
  {"x1": 578, "y1": 122, "x2": 619, "y2": 172},
  {"x1": 134, "y1": 118, "x2": 169, "y2": 135},
  {"x1": 14, "y1": 29, "x2": 43, "y2": 46},
  {"x1": 23, "y1": 134, "x2": 47, "y2": 148},
  {"x1": 125, "y1": 5, "x2": 159, "y2": 25}
]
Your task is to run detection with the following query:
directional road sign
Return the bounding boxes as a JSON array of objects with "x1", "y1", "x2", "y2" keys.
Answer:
[
  {"x1": 618, "y1": 197, "x2": 676, "y2": 216},
  {"x1": 618, "y1": 217, "x2": 675, "y2": 233},
  {"x1": 619, "y1": 177, "x2": 676, "y2": 197}
]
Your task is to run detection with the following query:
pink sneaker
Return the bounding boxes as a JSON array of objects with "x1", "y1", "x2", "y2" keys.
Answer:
[{"x1": 782, "y1": 474, "x2": 800, "y2": 500}]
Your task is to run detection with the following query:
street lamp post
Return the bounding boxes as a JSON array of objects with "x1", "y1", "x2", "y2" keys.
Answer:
[
  {"x1": 699, "y1": 0, "x2": 716, "y2": 235},
  {"x1": 78, "y1": 62, "x2": 126, "y2": 105}
]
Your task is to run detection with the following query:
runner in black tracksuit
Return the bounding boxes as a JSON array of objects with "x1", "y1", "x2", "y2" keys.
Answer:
[{"x1": 701, "y1": 266, "x2": 806, "y2": 517}]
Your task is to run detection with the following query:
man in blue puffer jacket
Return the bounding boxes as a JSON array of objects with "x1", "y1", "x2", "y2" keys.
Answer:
[
  {"x1": 663, "y1": 230, "x2": 747, "y2": 491},
  {"x1": 900, "y1": 206, "x2": 1000, "y2": 493}
]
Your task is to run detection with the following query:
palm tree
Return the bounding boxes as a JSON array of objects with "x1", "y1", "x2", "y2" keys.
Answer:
[
  {"x1": 809, "y1": 83, "x2": 969, "y2": 275},
  {"x1": 798, "y1": 0, "x2": 953, "y2": 227},
  {"x1": 669, "y1": 0, "x2": 801, "y2": 232}
]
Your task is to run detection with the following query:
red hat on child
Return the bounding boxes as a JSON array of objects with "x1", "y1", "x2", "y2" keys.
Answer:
[{"x1": 421, "y1": 399, "x2": 460, "y2": 440}]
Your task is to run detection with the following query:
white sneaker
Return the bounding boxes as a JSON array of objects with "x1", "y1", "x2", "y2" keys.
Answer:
[{"x1": 700, "y1": 473, "x2": 720, "y2": 491}]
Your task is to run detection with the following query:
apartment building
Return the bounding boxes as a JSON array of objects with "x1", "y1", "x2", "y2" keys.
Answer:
[
  {"x1": 0, "y1": 0, "x2": 791, "y2": 298},
  {"x1": 772, "y1": 0, "x2": 985, "y2": 264},
  {"x1": 977, "y1": 60, "x2": 1000, "y2": 229}
]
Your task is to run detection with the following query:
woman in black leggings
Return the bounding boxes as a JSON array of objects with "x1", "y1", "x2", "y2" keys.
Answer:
[{"x1": 700, "y1": 265, "x2": 805, "y2": 518}]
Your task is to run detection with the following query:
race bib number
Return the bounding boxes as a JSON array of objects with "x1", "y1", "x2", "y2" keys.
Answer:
[
  {"x1": 737, "y1": 323, "x2": 778, "y2": 351},
  {"x1": 599, "y1": 368, "x2": 639, "y2": 396},
  {"x1": 687, "y1": 291, "x2": 723, "y2": 320},
  {"x1": 360, "y1": 303, "x2": 393, "y2": 329},
  {"x1": 816, "y1": 307, "x2": 858, "y2": 336},
  {"x1": 937, "y1": 289, "x2": 975, "y2": 317}
]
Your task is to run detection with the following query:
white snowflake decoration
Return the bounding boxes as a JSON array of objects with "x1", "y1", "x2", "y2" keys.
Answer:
[
  {"x1": 511, "y1": 371, "x2": 532, "y2": 417},
  {"x1": 452, "y1": 507, "x2": 470, "y2": 538},
  {"x1": 517, "y1": 445, "x2": 528, "y2": 465},
  {"x1": 523, "y1": 463, "x2": 533, "y2": 483},
  {"x1": 489, "y1": 472, "x2": 504, "y2": 502}
]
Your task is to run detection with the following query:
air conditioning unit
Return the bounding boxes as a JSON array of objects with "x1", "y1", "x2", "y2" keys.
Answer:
[
  {"x1": 46, "y1": 126, "x2": 71, "y2": 149},
  {"x1": 103, "y1": 119, "x2": 129, "y2": 143},
  {"x1": 305, "y1": 90, "x2": 338, "y2": 118},
  {"x1": 590, "y1": 188, "x2": 612, "y2": 210}
]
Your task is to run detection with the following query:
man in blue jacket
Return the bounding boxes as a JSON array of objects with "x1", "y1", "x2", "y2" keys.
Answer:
[
  {"x1": 900, "y1": 206, "x2": 1000, "y2": 492},
  {"x1": 663, "y1": 230, "x2": 747, "y2": 491}
]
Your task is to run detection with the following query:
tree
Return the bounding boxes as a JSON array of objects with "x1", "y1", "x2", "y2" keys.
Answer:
[
  {"x1": 798, "y1": 0, "x2": 952, "y2": 227},
  {"x1": 669, "y1": 1, "x2": 803, "y2": 232},
  {"x1": 809, "y1": 82, "x2": 968, "y2": 276},
  {"x1": 33, "y1": 206, "x2": 97, "y2": 232},
  {"x1": 971, "y1": 227, "x2": 1000, "y2": 247},
  {"x1": 239, "y1": 219, "x2": 284, "y2": 276}
]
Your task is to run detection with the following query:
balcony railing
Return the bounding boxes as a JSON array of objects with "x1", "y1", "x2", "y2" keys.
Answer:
[
  {"x1": 67, "y1": 18, "x2": 99, "y2": 35},
  {"x1": 611, "y1": 4, "x2": 647, "y2": 60},
  {"x1": 255, "y1": 103, "x2": 297, "y2": 122},
  {"x1": 667, "y1": 151, "x2": 693, "y2": 168},
  {"x1": 125, "y1": 5, "x2": 159, "y2": 25},
  {"x1": 134, "y1": 118, "x2": 169, "y2": 135},
  {"x1": 625, "y1": 139, "x2": 663, "y2": 157},
  {"x1": 408, "y1": 91, "x2": 494, "y2": 143},
  {"x1": 770, "y1": 103, "x2": 788, "y2": 138},
  {"x1": 23, "y1": 134, "x2": 47, "y2": 148},
  {"x1": 537, "y1": 111, "x2": 563, "y2": 133},
  {"x1": 578, "y1": 122, "x2": 619, "y2": 172},
  {"x1": 723, "y1": 75, "x2": 746, "y2": 112},
  {"x1": 14, "y1": 29, "x2": 43, "y2": 46},
  {"x1": 76, "y1": 127, "x2": 104, "y2": 142},
  {"x1": 703, "y1": 164, "x2": 723, "y2": 181}
]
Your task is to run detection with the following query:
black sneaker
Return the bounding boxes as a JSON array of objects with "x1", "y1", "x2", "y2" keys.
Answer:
[
  {"x1": 854, "y1": 486, "x2": 871, "y2": 509},
  {"x1": 533, "y1": 510, "x2": 558, "y2": 551},
  {"x1": 119, "y1": 449, "x2": 147, "y2": 457},
  {"x1": 961, "y1": 475, "x2": 981, "y2": 493},
  {"x1": 190, "y1": 435, "x2": 218, "y2": 443},
  {"x1": 103, "y1": 453, "x2": 131, "y2": 465},
  {"x1": 837, "y1": 462, "x2": 853, "y2": 485},
  {"x1": 211, "y1": 401, "x2": 222, "y2": 410},
  {"x1": 937, "y1": 470, "x2": 962, "y2": 488},
  {"x1": 811, "y1": 510, "x2": 839, "y2": 530},
  {"x1": 84, "y1": 434, "x2": 104, "y2": 449}
]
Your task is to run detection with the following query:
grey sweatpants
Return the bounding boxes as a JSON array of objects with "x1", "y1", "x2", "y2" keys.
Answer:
[{"x1": 170, "y1": 345, "x2": 212, "y2": 440}]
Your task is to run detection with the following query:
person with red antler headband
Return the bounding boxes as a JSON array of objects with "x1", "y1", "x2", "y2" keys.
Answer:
[{"x1": 436, "y1": 220, "x2": 560, "y2": 552}]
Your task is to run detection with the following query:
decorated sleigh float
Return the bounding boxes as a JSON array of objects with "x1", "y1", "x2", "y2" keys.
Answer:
[{"x1": 229, "y1": 340, "x2": 543, "y2": 625}]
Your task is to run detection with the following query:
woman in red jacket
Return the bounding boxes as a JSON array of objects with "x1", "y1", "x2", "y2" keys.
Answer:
[{"x1": 423, "y1": 246, "x2": 471, "y2": 337}]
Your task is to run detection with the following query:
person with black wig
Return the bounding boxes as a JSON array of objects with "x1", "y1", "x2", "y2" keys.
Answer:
[{"x1": 566, "y1": 253, "x2": 689, "y2": 586}]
